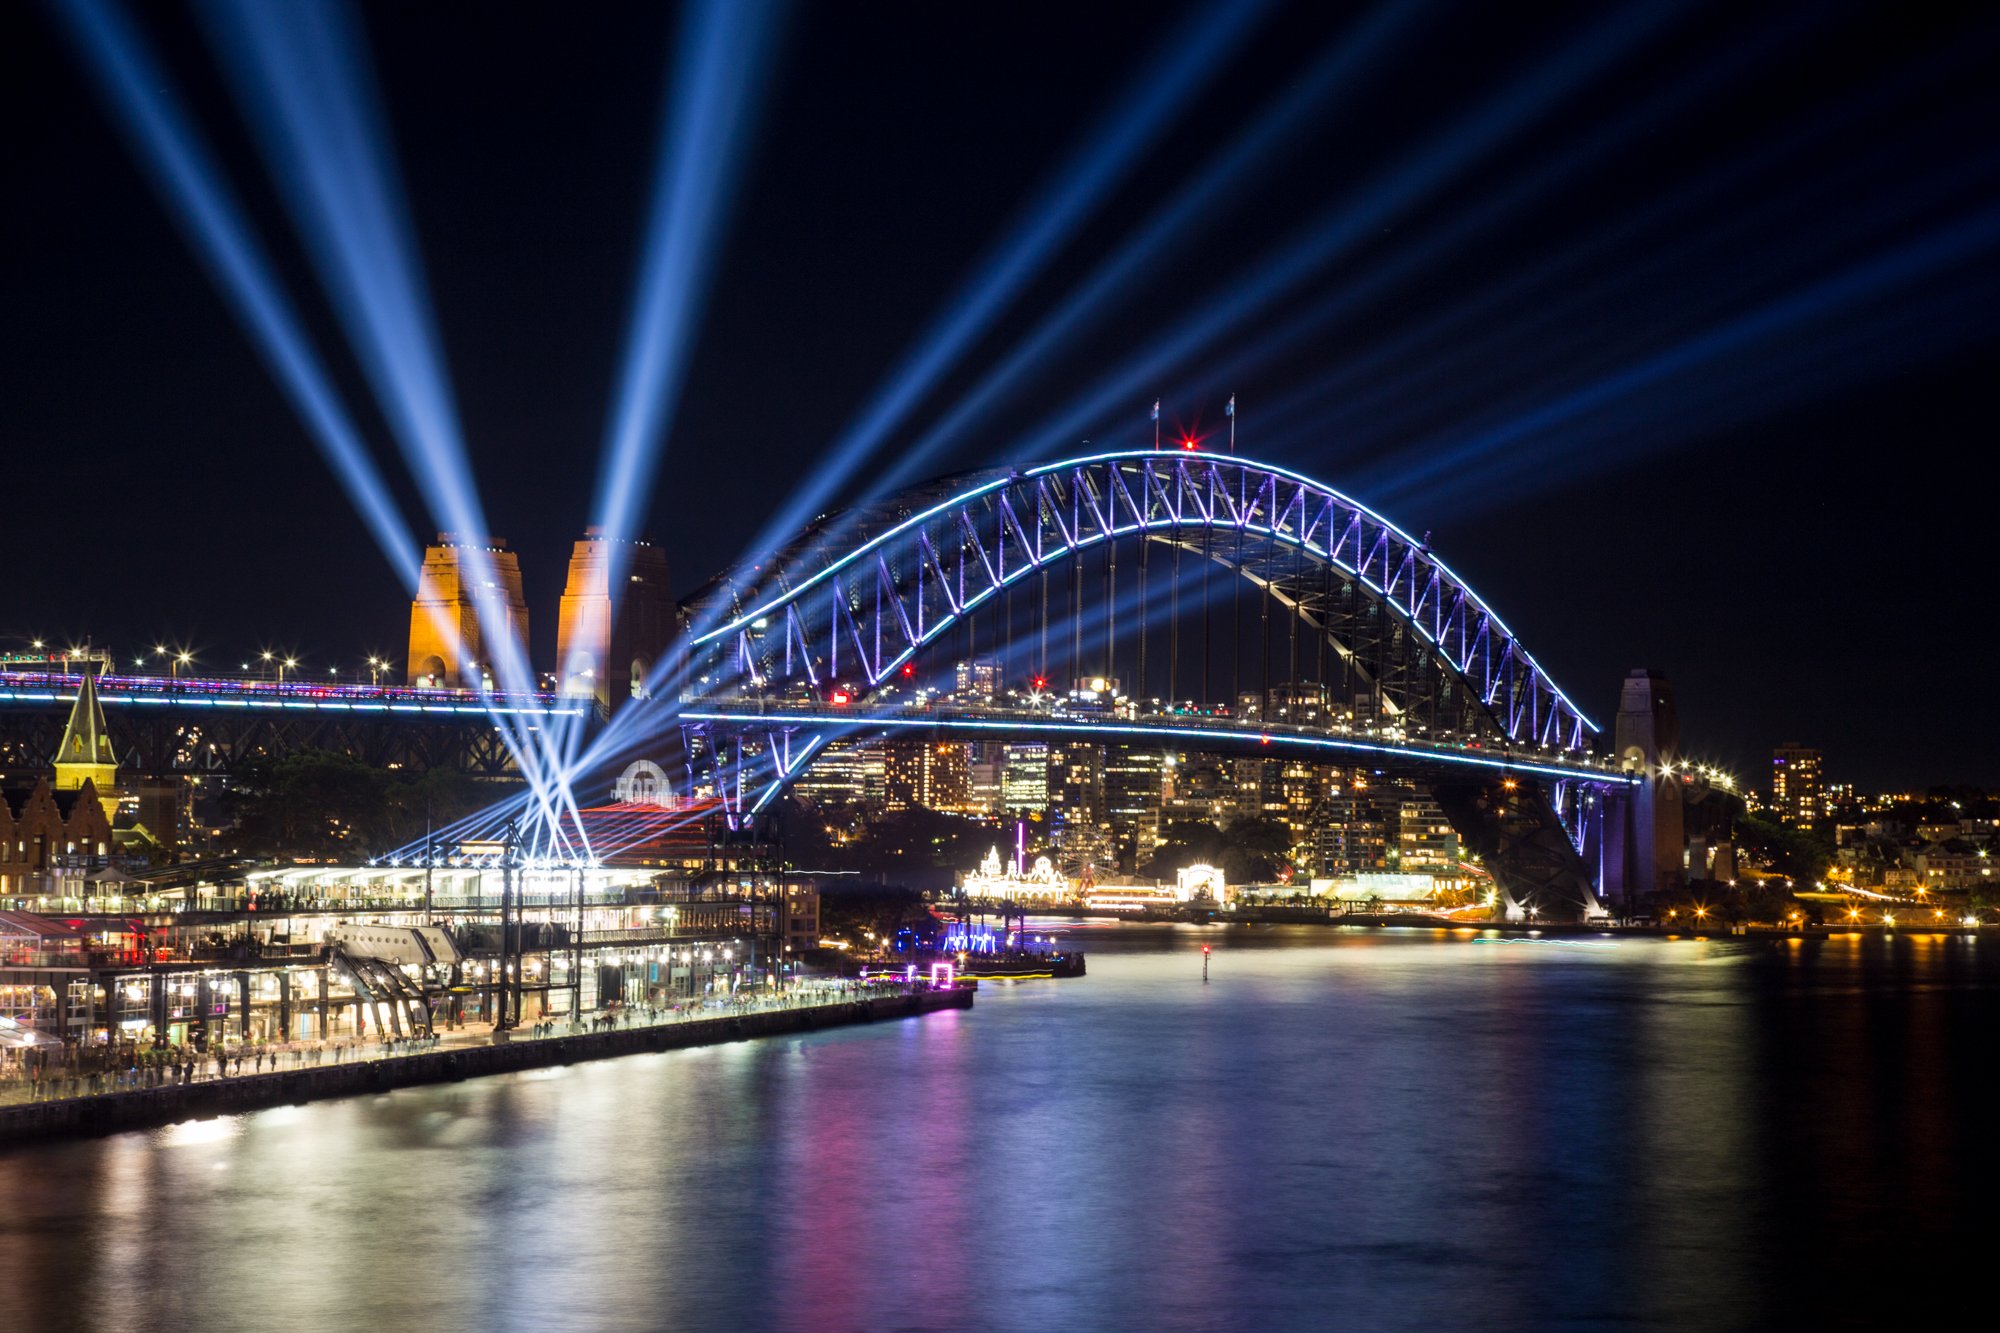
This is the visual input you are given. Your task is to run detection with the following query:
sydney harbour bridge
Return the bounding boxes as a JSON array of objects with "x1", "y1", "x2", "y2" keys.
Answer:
[{"x1": 2, "y1": 450, "x2": 1663, "y2": 921}]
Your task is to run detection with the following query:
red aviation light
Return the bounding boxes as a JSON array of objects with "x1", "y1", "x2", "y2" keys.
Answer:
[{"x1": 901, "y1": 663, "x2": 916, "y2": 678}]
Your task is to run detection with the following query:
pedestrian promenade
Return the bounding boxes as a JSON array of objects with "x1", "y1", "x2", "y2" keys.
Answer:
[{"x1": 1, "y1": 980, "x2": 938, "y2": 1110}]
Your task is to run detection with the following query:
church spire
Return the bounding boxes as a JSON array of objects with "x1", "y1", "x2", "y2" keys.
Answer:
[{"x1": 54, "y1": 662, "x2": 119, "y2": 800}]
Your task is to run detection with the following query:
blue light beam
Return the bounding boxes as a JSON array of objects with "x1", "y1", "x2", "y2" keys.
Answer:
[
  {"x1": 196, "y1": 0, "x2": 575, "y2": 809},
  {"x1": 47, "y1": 0, "x2": 419, "y2": 588},
  {"x1": 976, "y1": 0, "x2": 1685, "y2": 477},
  {"x1": 1375, "y1": 203, "x2": 2000, "y2": 513},
  {"x1": 746, "y1": 0, "x2": 1284, "y2": 560},
  {"x1": 852, "y1": 0, "x2": 1428, "y2": 508},
  {"x1": 591, "y1": 0, "x2": 788, "y2": 577}
]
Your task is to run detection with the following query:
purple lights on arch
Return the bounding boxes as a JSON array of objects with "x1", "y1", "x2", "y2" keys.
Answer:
[{"x1": 688, "y1": 450, "x2": 1597, "y2": 756}]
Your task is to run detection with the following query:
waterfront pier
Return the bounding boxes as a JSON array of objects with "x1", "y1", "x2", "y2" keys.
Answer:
[{"x1": 0, "y1": 981, "x2": 970, "y2": 1146}]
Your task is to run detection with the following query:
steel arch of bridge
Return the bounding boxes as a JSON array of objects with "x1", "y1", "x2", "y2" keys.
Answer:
[{"x1": 687, "y1": 450, "x2": 1597, "y2": 753}]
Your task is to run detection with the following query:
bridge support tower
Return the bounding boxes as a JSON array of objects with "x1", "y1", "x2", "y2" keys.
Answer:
[
  {"x1": 1599, "y1": 669, "x2": 1684, "y2": 913},
  {"x1": 555, "y1": 528, "x2": 675, "y2": 712},
  {"x1": 406, "y1": 534, "x2": 530, "y2": 689}
]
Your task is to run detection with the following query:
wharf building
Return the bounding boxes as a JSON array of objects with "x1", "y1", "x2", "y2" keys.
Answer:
[
  {"x1": 1, "y1": 791, "x2": 816, "y2": 1064},
  {"x1": 2, "y1": 668, "x2": 158, "y2": 900}
]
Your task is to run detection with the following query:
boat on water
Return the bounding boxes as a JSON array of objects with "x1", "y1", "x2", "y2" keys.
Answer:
[
  {"x1": 956, "y1": 948, "x2": 1086, "y2": 980},
  {"x1": 937, "y1": 917, "x2": 1086, "y2": 981}
]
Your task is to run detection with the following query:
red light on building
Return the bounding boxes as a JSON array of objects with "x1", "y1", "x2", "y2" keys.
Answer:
[
  {"x1": 830, "y1": 690, "x2": 851, "y2": 706},
  {"x1": 901, "y1": 663, "x2": 915, "y2": 677}
]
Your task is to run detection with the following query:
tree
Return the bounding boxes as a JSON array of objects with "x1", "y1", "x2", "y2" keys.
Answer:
[
  {"x1": 817, "y1": 883, "x2": 936, "y2": 950},
  {"x1": 225, "y1": 751, "x2": 521, "y2": 859},
  {"x1": 1732, "y1": 811, "x2": 1831, "y2": 884},
  {"x1": 1142, "y1": 816, "x2": 1293, "y2": 884},
  {"x1": 224, "y1": 750, "x2": 390, "y2": 858},
  {"x1": 817, "y1": 808, "x2": 1000, "y2": 887},
  {"x1": 1142, "y1": 820, "x2": 1229, "y2": 879}
]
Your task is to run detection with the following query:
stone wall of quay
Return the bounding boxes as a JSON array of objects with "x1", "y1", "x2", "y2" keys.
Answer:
[{"x1": 0, "y1": 986, "x2": 973, "y2": 1148}]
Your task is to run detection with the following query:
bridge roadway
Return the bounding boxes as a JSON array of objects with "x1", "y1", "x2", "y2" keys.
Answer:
[
  {"x1": 680, "y1": 700, "x2": 1636, "y2": 787},
  {"x1": 0, "y1": 668, "x2": 575, "y2": 716},
  {"x1": 0, "y1": 669, "x2": 588, "y2": 777}
]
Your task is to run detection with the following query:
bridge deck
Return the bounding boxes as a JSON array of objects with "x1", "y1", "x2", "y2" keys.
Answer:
[
  {"x1": 682, "y1": 703, "x2": 1634, "y2": 786},
  {"x1": 0, "y1": 670, "x2": 587, "y2": 719}
]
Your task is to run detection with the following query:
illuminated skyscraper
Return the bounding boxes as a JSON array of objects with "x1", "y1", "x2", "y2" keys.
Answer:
[
  {"x1": 1048, "y1": 743, "x2": 1104, "y2": 825},
  {"x1": 793, "y1": 740, "x2": 885, "y2": 812},
  {"x1": 954, "y1": 659, "x2": 1001, "y2": 703},
  {"x1": 1104, "y1": 746, "x2": 1168, "y2": 867},
  {"x1": 966, "y1": 743, "x2": 1004, "y2": 814},
  {"x1": 1772, "y1": 742, "x2": 1822, "y2": 831},
  {"x1": 884, "y1": 741, "x2": 970, "y2": 812},
  {"x1": 1000, "y1": 742, "x2": 1051, "y2": 815}
]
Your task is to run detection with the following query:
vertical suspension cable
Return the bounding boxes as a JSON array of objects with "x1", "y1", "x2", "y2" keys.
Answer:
[
  {"x1": 1287, "y1": 537, "x2": 1302, "y2": 701},
  {"x1": 1004, "y1": 581, "x2": 1014, "y2": 691},
  {"x1": 1105, "y1": 539, "x2": 1118, "y2": 681},
  {"x1": 1136, "y1": 536, "x2": 1149, "y2": 701},
  {"x1": 1039, "y1": 566, "x2": 1050, "y2": 682},
  {"x1": 1201, "y1": 520, "x2": 1211, "y2": 708},
  {"x1": 1315, "y1": 557, "x2": 1329, "y2": 692},
  {"x1": 1232, "y1": 533, "x2": 1244, "y2": 709},
  {"x1": 1072, "y1": 555, "x2": 1084, "y2": 688},
  {"x1": 1167, "y1": 538, "x2": 1180, "y2": 707},
  {"x1": 1259, "y1": 545, "x2": 1271, "y2": 719}
]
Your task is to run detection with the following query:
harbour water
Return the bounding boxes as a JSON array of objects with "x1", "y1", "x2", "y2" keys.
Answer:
[{"x1": 3, "y1": 924, "x2": 1993, "y2": 1331}]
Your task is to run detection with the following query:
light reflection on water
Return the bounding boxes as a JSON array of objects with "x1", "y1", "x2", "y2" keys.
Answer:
[{"x1": 3, "y1": 926, "x2": 1995, "y2": 1331}]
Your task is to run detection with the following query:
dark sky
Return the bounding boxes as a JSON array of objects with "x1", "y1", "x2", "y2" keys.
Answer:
[{"x1": 4, "y1": 1, "x2": 1997, "y2": 790}]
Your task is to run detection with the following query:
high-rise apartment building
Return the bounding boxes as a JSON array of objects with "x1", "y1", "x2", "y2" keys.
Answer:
[
  {"x1": 884, "y1": 742, "x2": 970, "y2": 813},
  {"x1": 954, "y1": 659, "x2": 1002, "y2": 703},
  {"x1": 966, "y1": 743, "x2": 1004, "y2": 815},
  {"x1": 1771, "y1": 742, "x2": 1823, "y2": 831},
  {"x1": 793, "y1": 740, "x2": 886, "y2": 812},
  {"x1": 1048, "y1": 743, "x2": 1104, "y2": 825},
  {"x1": 1000, "y1": 743, "x2": 1051, "y2": 815},
  {"x1": 1103, "y1": 746, "x2": 1168, "y2": 868}
]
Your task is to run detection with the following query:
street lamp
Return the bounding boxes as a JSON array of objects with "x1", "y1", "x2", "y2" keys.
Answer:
[
  {"x1": 281, "y1": 657, "x2": 297, "y2": 683},
  {"x1": 260, "y1": 650, "x2": 275, "y2": 681},
  {"x1": 366, "y1": 655, "x2": 385, "y2": 686}
]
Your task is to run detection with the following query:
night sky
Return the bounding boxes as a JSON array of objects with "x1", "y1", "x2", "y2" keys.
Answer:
[{"x1": 4, "y1": 1, "x2": 1996, "y2": 789}]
